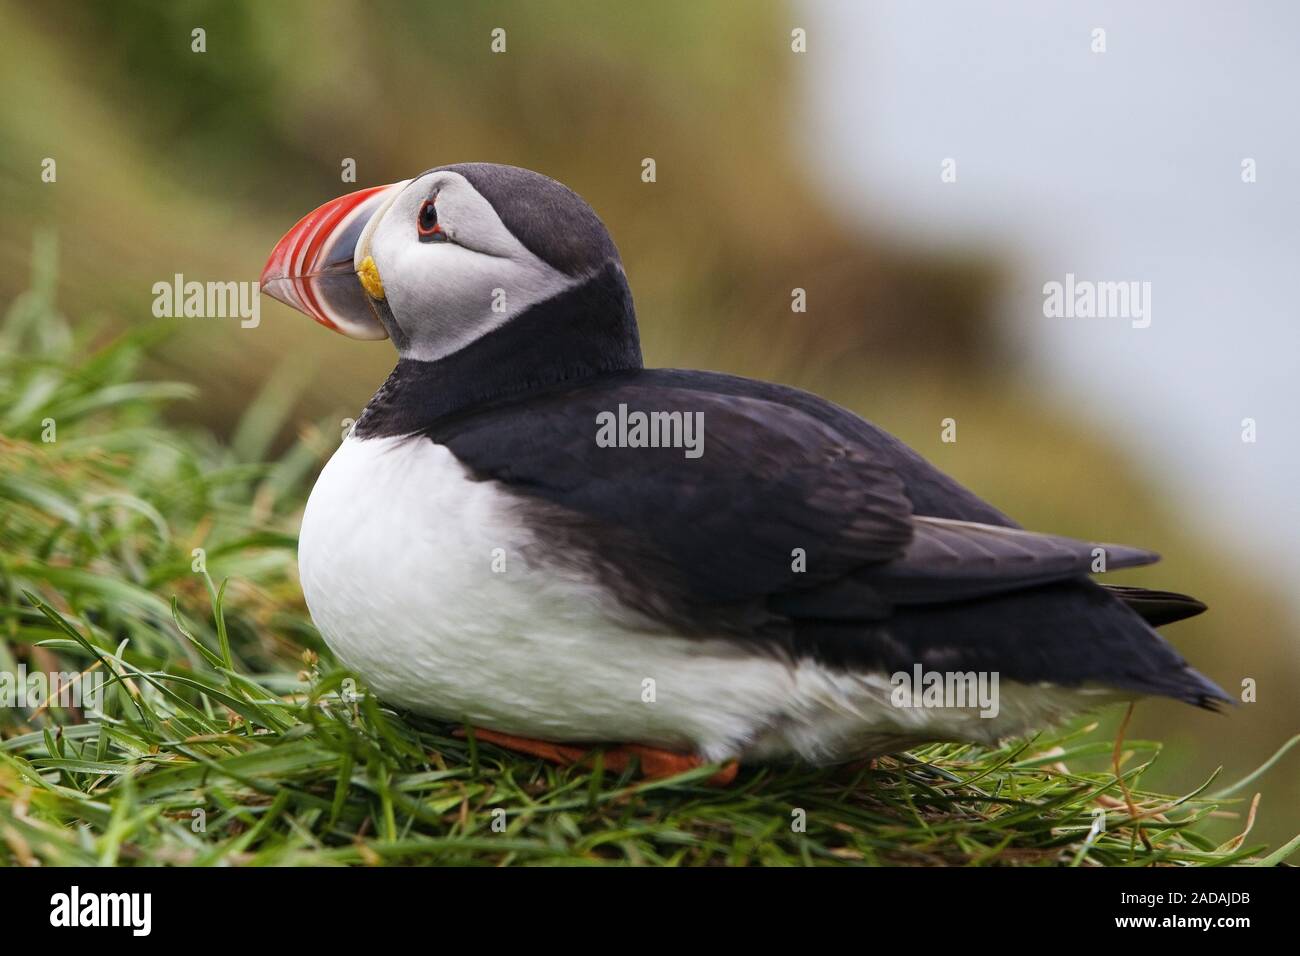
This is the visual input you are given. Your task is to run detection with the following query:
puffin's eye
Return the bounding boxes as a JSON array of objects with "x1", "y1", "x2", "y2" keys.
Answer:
[{"x1": 417, "y1": 199, "x2": 445, "y2": 241}]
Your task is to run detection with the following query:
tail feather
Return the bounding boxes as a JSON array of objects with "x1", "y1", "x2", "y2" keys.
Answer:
[{"x1": 1103, "y1": 584, "x2": 1208, "y2": 627}]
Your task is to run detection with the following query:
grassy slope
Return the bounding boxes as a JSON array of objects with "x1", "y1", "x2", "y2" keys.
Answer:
[{"x1": 1, "y1": 259, "x2": 1295, "y2": 866}]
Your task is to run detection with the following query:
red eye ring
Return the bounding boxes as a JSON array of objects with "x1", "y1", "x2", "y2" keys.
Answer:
[{"x1": 417, "y1": 198, "x2": 444, "y2": 240}]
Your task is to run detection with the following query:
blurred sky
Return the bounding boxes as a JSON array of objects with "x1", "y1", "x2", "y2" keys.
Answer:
[{"x1": 801, "y1": 0, "x2": 1300, "y2": 598}]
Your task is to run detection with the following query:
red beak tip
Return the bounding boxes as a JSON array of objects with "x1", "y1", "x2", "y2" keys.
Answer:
[{"x1": 260, "y1": 182, "x2": 396, "y2": 336}]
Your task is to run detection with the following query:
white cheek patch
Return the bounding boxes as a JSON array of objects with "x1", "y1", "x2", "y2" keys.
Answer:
[{"x1": 370, "y1": 172, "x2": 578, "y2": 361}]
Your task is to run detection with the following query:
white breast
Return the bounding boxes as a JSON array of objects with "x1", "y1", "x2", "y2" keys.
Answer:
[{"x1": 299, "y1": 435, "x2": 1093, "y2": 763}]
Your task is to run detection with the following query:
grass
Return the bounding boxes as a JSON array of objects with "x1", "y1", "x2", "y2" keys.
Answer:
[{"x1": 0, "y1": 245, "x2": 1293, "y2": 867}]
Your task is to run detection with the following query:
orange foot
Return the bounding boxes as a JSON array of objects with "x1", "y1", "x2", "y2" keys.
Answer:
[{"x1": 456, "y1": 727, "x2": 738, "y2": 786}]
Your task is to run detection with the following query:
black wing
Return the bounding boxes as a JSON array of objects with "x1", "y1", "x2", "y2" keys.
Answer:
[
  {"x1": 433, "y1": 377, "x2": 914, "y2": 616},
  {"x1": 429, "y1": 370, "x2": 1153, "y2": 622}
]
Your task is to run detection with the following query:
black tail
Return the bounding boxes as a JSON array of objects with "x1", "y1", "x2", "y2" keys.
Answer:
[
  {"x1": 1103, "y1": 584, "x2": 1208, "y2": 627},
  {"x1": 797, "y1": 580, "x2": 1232, "y2": 710}
]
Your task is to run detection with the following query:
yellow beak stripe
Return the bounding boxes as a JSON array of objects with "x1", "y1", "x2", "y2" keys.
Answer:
[{"x1": 357, "y1": 256, "x2": 385, "y2": 300}]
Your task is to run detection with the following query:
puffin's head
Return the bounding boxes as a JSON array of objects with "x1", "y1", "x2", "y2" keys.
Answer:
[{"x1": 261, "y1": 163, "x2": 629, "y2": 361}]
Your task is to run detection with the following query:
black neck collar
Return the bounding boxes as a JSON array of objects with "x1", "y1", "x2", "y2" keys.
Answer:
[{"x1": 353, "y1": 261, "x2": 642, "y2": 438}]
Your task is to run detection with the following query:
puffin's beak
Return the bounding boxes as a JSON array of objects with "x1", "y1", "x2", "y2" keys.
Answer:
[{"x1": 260, "y1": 181, "x2": 409, "y2": 339}]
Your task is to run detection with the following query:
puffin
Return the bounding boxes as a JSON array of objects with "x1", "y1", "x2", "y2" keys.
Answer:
[{"x1": 260, "y1": 163, "x2": 1228, "y2": 781}]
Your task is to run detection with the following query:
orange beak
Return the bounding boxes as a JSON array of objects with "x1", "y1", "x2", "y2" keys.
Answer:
[{"x1": 259, "y1": 182, "x2": 405, "y2": 339}]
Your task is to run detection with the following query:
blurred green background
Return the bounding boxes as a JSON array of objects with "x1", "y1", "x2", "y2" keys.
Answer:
[{"x1": 1, "y1": 0, "x2": 1295, "y2": 846}]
